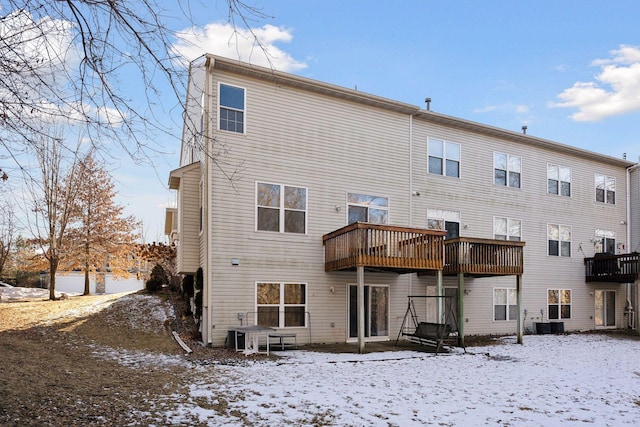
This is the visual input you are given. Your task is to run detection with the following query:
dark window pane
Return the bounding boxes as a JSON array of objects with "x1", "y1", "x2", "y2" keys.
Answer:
[
  {"x1": 561, "y1": 241, "x2": 571, "y2": 257},
  {"x1": 446, "y1": 159, "x2": 460, "y2": 178},
  {"x1": 561, "y1": 182, "x2": 571, "y2": 197},
  {"x1": 348, "y1": 206, "x2": 367, "y2": 224},
  {"x1": 220, "y1": 108, "x2": 244, "y2": 132},
  {"x1": 284, "y1": 284, "x2": 305, "y2": 304},
  {"x1": 257, "y1": 207, "x2": 279, "y2": 231},
  {"x1": 495, "y1": 169, "x2": 507, "y2": 186},
  {"x1": 596, "y1": 188, "x2": 605, "y2": 202},
  {"x1": 284, "y1": 210, "x2": 305, "y2": 233},
  {"x1": 284, "y1": 307, "x2": 305, "y2": 327},
  {"x1": 220, "y1": 84, "x2": 244, "y2": 109},
  {"x1": 548, "y1": 305, "x2": 559, "y2": 320},
  {"x1": 495, "y1": 305, "x2": 506, "y2": 321},
  {"x1": 445, "y1": 221, "x2": 459, "y2": 239},
  {"x1": 509, "y1": 172, "x2": 521, "y2": 188},
  {"x1": 607, "y1": 190, "x2": 615, "y2": 204},
  {"x1": 549, "y1": 240, "x2": 559, "y2": 256},
  {"x1": 548, "y1": 179, "x2": 558, "y2": 195},
  {"x1": 605, "y1": 238, "x2": 616, "y2": 254},
  {"x1": 560, "y1": 304, "x2": 571, "y2": 319},
  {"x1": 257, "y1": 306, "x2": 279, "y2": 327},
  {"x1": 429, "y1": 156, "x2": 443, "y2": 175}
]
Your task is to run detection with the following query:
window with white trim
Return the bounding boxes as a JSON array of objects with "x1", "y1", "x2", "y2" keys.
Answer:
[
  {"x1": 548, "y1": 289, "x2": 571, "y2": 320},
  {"x1": 594, "y1": 229, "x2": 616, "y2": 254},
  {"x1": 493, "y1": 217, "x2": 521, "y2": 241},
  {"x1": 494, "y1": 288, "x2": 517, "y2": 321},
  {"x1": 494, "y1": 152, "x2": 521, "y2": 188},
  {"x1": 256, "y1": 282, "x2": 306, "y2": 328},
  {"x1": 219, "y1": 83, "x2": 245, "y2": 133},
  {"x1": 427, "y1": 208, "x2": 460, "y2": 240},
  {"x1": 256, "y1": 182, "x2": 307, "y2": 234},
  {"x1": 595, "y1": 174, "x2": 615, "y2": 204},
  {"x1": 347, "y1": 193, "x2": 388, "y2": 224},
  {"x1": 547, "y1": 164, "x2": 571, "y2": 197},
  {"x1": 428, "y1": 138, "x2": 460, "y2": 178},
  {"x1": 548, "y1": 224, "x2": 571, "y2": 257}
]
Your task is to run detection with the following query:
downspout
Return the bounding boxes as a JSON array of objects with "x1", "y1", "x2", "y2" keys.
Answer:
[
  {"x1": 204, "y1": 57, "x2": 213, "y2": 345},
  {"x1": 625, "y1": 163, "x2": 639, "y2": 329},
  {"x1": 409, "y1": 113, "x2": 414, "y2": 297}
]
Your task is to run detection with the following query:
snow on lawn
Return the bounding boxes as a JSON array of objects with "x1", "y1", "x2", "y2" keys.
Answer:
[{"x1": 162, "y1": 334, "x2": 640, "y2": 426}]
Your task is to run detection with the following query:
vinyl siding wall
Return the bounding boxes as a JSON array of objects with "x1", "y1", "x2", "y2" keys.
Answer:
[
  {"x1": 206, "y1": 69, "x2": 414, "y2": 345},
  {"x1": 175, "y1": 167, "x2": 200, "y2": 274},
  {"x1": 410, "y1": 119, "x2": 629, "y2": 334},
  {"x1": 189, "y1": 59, "x2": 634, "y2": 346}
]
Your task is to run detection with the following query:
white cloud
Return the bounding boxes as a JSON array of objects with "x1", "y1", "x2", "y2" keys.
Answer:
[
  {"x1": 549, "y1": 45, "x2": 640, "y2": 121},
  {"x1": 172, "y1": 22, "x2": 307, "y2": 72}
]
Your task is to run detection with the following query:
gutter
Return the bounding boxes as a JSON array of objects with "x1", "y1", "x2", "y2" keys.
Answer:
[{"x1": 625, "y1": 162, "x2": 639, "y2": 329}]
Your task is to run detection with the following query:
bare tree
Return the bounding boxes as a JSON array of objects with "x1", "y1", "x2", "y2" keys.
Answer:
[
  {"x1": 25, "y1": 130, "x2": 87, "y2": 300},
  {"x1": 65, "y1": 155, "x2": 140, "y2": 295},
  {"x1": 0, "y1": 1, "x2": 271, "y2": 167},
  {"x1": 0, "y1": 200, "x2": 17, "y2": 278}
]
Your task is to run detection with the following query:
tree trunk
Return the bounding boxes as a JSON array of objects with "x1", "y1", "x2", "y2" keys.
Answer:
[
  {"x1": 49, "y1": 257, "x2": 58, "y2": 300},
  {"x1": 83, "y1": 263, "x2": 90, "y2": 295}
]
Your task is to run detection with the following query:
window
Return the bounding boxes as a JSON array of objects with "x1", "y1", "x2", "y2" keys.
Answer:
[
  {"x1": 594, "y1": 229, "x2": 616, "y2": 254},
  {"x1": 427, "y1": 209, "x2": 460, "y2": 239},
  {"x1": 595, "y1": 174, "x2": 615, "y2": 204},
  {"x1": 428, "y1": 138, "x2": 460, "y2": 178},
  {"x1": 494, "y1": 152, "x2": 521, "y2": 188},
  {"x1": 347, "y1": 193, "x2": 388, "y2": 224},
  {"x1": 547, "y1": 164, "x2": 571, "y2": 196},
  {"x1": 548, "y1": 289, "x2": 571, "y2": 320},
  {"x1": 548, "y1": 224, "x2": 571, "y2": 257},
  {"x1": 256, "y1": 282, "x2": 306, "y2": 328},
  {"x1": 219, "y1": 83, "x2": 245, "y2": 133},
  {"x1": 494, "y1": 217, "x2": 521, "y2": 241},
  {"x1": 256, "y1": 182, "x2": 307, "y2": 234},
  {"x1": 494, "y1": 288, "x2": 517, "y2": 321}
]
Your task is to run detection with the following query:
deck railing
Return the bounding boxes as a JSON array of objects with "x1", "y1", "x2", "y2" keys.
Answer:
[
  {"x1": 322, "y1": 223, "x2": 445, "y2": 273},
  {"x1": 443, "y1": 237, "x2": 525, "y2": 276},
  {"x1": 585, "y1": 253, "x2": 640, "y2": 283}
]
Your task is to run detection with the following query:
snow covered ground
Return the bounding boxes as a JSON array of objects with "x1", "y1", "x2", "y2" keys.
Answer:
[
  {"x1": 3, "y1": 289, "x2": 639, "y2": 425},
  {"x1": 156, "y1": 333, "x2": 640, "y2": 426}
]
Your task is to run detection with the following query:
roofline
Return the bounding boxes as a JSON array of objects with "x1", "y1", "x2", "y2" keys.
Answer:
[
  {"x1": 205, "y1": 54, "x2": 636, "y2": 168},
  {"x1": 168, "y1": 161, "x2": 200, "y2": 189}
]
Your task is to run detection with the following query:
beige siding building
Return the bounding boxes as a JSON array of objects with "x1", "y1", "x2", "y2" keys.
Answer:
[{"x1": 167, "y1": 55, "x2": 640, "y2": 349}]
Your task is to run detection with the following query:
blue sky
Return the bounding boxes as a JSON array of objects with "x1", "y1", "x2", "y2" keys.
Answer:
[{"x1": 117, "y1": 1, "x2": 640, "y2": 240}]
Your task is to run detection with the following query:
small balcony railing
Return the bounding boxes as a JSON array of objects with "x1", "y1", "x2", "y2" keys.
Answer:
[
  {"x1": 585, "y1": 252, "x2": 640, "y2": 283},
  {"x1": 442, "y1": 237, "x2": 525, "y2": 277},
  {"x1": 322, "y1": 223, "x2": 445, "y2": 273}
]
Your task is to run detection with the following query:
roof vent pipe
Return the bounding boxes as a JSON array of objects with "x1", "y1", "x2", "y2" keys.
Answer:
[
  {"x1": 425, "y1": 98, "x2": 431, "y2": 111},
  {"x1": 522, "y1": 125, "x2": 527, "y2": 134}
]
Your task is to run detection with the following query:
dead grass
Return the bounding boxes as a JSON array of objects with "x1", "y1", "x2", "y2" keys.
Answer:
[{"x1": 0, "y1": 291, "x2": 218, "y2": 426}]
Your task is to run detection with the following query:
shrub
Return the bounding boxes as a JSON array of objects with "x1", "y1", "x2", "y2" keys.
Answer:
[
  {"x1": 146, "y1": 264, "x2": 168, "y2": 293},
  {"x1": 194, "y1": 267, "x2": 203, "y2": 322}
]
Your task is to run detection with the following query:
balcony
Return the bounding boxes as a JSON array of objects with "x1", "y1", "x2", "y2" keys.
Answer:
[
  {"x1": 442, "y1": 237, "x2": 525, "y2": 277},
  {"x1": 322, "y1": 223, "x2": 445, "y2": 274},
  {"x1": 585, "y1": 252, "x2": 640, "y2": 283}
]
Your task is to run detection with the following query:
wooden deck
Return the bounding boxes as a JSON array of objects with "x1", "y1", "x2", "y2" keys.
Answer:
[
  {"x1": 442, "y1": 237, "x2": 525, "y2": 277},
  {"x1": 585, "y1": 253, "x2": 640, "y2": 283},
  {"x1": 322, "y1": 223, "x2": 445, "y2": 273}
]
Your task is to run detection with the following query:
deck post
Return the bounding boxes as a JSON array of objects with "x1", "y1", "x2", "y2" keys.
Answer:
[
  {"x1": 357, "y1": 265, "x2": 365, "y2": 353},
  {"x1": 457, "y1": 272, "x2": 465, "y2": 347},
  {"x1": 516, "y1": 274, "x2": 523, "y2": 344},
  {"x1": 437, "y1": 270, "x2": 444, "y2": 323}
]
